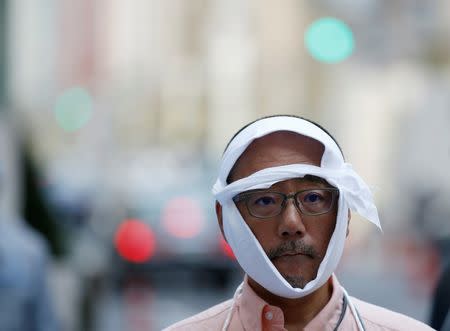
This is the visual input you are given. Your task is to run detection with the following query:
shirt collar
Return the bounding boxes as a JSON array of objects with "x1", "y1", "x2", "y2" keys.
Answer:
[
  {"x1": 304, "y1": 274, "x2": 345, "y2": 331},
  {"x1": 236, "y1": 274, "x2": 344, "y2": 331},
  {"x1": 238, "y1": 274, "x2": 270, "y2": 331}
]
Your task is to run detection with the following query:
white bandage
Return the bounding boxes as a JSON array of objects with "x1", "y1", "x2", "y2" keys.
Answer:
[{"x1": 212, "y1": 116, "x2": 381, "y2": 298}]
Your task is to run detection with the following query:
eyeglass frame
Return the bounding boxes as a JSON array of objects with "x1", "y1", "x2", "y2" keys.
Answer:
[{"x1": 232, "y1": 187, "x2": 340, "y2": 219}]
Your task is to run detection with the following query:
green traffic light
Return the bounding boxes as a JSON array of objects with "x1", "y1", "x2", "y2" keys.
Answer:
[
  {"x1": 54, "y1": 87, "x2": 93, "y2": 132},
  {"x1": 305, "y1": 17, "x2": 354, "y2": 63}
]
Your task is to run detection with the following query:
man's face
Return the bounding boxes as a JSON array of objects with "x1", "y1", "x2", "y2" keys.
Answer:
[{"x1": 228, "y1": 131, "x2": 337, "y2": 288}]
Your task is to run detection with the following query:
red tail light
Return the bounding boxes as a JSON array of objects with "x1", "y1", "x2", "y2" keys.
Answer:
[
  {"x1": 114, "y1": 219, "x2": 156, "y2": 263},
  {"x1": 161, "y1": 196, "x2": 205, "y2": 239}
]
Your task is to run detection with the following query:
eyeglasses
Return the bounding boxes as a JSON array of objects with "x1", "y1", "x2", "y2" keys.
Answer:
[{"x1": 233, "y1": 188, "x2": 339, "y2": 219}]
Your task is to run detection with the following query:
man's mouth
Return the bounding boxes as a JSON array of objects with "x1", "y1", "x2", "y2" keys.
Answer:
[{"x1": 272, "y1": 251, "x2": 313, "y2": 260}]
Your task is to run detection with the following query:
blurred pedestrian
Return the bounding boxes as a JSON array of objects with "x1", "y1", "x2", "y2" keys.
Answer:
[
  {"x1": 0, "y1": 218, "x2": 60, "y2": 331},
  {"x1": 430, "y1": 259, "x2": 450, "y2": 331},
  {"x1": 0, "y1": 159, "x2": 60, "y2": 331},
  {"x1": 165, "y1": 115, "x2": 434, "y2": 330}
]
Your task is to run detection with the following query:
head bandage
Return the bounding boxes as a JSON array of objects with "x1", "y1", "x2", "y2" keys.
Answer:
[{"x1": 212, "y1": 116, "x2": 381, "y2": 299}]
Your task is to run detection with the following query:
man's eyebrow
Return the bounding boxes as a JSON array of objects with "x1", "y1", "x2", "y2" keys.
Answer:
[
  {"x1": 236, "y1": 188, "x2": 268, "y2": 196},
  {"x1": 248, "y1": 177, "x2": 329, "y2": 191},
  {"x1": 297, "y1": 175, "x2": 335, "y2": 187}
]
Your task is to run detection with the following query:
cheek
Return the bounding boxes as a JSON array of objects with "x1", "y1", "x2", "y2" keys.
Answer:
[
  {"x1": 247, "y1": 221, "x2": 279, "y2": 250},
  {"x1": 235, "y1": 203, "x2": 279, "y2": 250},
  {"x1": 308, "y1": 213, "x2": 337, "y2": 251}
]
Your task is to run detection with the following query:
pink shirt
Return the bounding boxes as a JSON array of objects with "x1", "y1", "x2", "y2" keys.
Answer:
[{"x1": 163, "y1": 275, "x2": 435, "y2": 331}]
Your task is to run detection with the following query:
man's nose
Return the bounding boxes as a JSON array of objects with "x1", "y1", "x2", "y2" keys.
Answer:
[{"x1": 277, "y1": 198, "x2": 306, "y2": 238}]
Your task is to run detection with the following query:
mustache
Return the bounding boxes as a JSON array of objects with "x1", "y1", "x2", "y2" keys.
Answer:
[{"x1": 266, "y1": 240, "x2": 319, "y2": 259}]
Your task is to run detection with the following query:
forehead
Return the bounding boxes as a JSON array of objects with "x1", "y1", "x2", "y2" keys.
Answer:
[{"x1": 229, "y1": 131, "x2": 325, "y2": 182}]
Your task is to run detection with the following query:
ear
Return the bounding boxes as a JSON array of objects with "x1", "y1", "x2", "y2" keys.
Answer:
[
  {"x1": 346, "y1": 209, "x2": 351, "y2": 237},
  {"x1": 216, "y1": 201, "x2": 226, "y2": 241}
]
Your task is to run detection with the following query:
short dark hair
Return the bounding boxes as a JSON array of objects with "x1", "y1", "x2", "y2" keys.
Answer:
[
  {"x1": 224, "y1": 114, "x2": 344, "y2": 157},
  {"x1": 224, "y1": 114, "x2": 345, "y2": 183}
]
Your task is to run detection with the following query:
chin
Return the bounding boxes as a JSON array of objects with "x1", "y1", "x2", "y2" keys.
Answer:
[{"x1": 283, "y1": 275, "x2": 308, "y2": 289}]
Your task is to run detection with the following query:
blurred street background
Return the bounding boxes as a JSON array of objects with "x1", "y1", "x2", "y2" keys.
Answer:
[{"x1": 0, "y1": 1, "x2": 449, "y2": 330}]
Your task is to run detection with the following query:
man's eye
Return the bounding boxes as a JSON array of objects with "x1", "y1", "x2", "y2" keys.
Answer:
[
  {"x1": 303, "y1": 192, "x2": 324, "y2": 203},
  {"x1": 253, "y1": 196, "x2": 276, "y2": 206}
]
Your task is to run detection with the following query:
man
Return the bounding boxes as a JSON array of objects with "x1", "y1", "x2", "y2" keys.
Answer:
[{"x1": 164, "y1": 115, "x2": 434, "y2": 331}]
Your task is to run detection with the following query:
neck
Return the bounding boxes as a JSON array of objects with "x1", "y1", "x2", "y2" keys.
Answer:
[{"x1": 248, "y1": 276, "x2": 333, "y2": 329}]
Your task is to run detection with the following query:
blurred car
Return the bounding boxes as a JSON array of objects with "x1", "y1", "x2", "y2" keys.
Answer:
[{"x1": 104, "y1": 151, "x2": 241, "y2": 288}]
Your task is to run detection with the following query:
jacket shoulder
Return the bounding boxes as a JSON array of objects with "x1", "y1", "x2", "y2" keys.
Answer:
[
  {"x1": 162, "y1": 299, "x2": 233, "y2": 331},
  {"x1": 352, "y1": 297, "x2": 435, "y2": 331}
]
